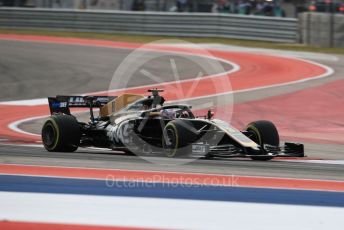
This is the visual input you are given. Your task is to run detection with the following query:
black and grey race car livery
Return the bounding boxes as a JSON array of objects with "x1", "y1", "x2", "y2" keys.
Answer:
[{"x1": 42, "y1": 89, "x2": 304, "y2": 161}]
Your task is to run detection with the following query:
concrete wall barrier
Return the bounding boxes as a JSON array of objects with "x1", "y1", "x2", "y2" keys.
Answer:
[{"x1": 299, "y1": 12, "x2": 344, "y2": 48}]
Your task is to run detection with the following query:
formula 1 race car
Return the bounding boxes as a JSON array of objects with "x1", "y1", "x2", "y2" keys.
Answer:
[{"x1": 41, "y1": 89, "x2": 304, "y2": 161}]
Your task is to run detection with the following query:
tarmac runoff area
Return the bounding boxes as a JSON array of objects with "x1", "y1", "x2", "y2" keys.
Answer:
[
  {"x1": 0, "y1": 34, "x2": 343, "y2": 230},
  {"x1": 0, "y1": 35, "x2": 342, "y2": 177}
]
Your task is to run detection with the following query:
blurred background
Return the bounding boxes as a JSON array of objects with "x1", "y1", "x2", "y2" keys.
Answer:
[
  {"x1": 1, "y1": 0, "x2": 344, "y2": 18},
  {"x1": 0, "y1": 1, "x2": 343, "y2": 228}
]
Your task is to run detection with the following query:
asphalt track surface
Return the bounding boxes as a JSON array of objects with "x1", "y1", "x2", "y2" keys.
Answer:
[
  {"x1": 0, "y1": 37, "x2": 343, "y2": 181},
  {"x1": 0, "y1": 39, "x2": 232, "y2": 101},
  {"x1": 1, "y1": 144, "x2": 344, "y2": 181}
]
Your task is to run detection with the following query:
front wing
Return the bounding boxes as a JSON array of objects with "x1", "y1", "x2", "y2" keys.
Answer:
[{"x1": 191, "y1": 142, "x2": 304, "y2": 158}]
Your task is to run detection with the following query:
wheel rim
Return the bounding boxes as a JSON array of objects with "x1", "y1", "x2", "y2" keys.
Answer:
[
  {"x1": 247, "y1": 129, "x2": 260, "y2": 145},
  {"x1": 163, "y1": 127, "x2": 178, "y2": 157},
  {"x1": 42, "y1": 122, "x2": 56, "y2": 148},
  {"x1": 165, "y1": 128, "x2": 177, "y2": 149},
  {"x1": 247, "y1": 128, "x2": 273, "y2": 160}
]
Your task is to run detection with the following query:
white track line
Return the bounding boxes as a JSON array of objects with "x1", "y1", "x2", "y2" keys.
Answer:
[
  {"x1": 0, "y1": 98, "x2": 47, "y2": 106},
  {"x1": 0, "y1": 43, "x2": 334, "y2": 141},
  {"x1": 195, "y1": 43, "x2": 339, "y2": 62},
  {"x1": 279, "y1": 159, "x2": 344, "y2": 165},
  {"x1": 1, "y1": 192, "x2": 343, "y2": 230},
  {"x1": 8, "y1": 115, "x2": 48, "y2": 137},
  {"x1": 7, "y1": 55, "x2": 333, "y2": 138}
]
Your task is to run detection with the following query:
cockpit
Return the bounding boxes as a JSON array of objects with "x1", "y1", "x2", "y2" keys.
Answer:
[{"x1": 99, "y1": 89, "x2": 194, "y2": 119}]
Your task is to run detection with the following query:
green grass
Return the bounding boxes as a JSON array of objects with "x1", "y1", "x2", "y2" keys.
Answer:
[{"x1": 1, "y1": 28, "x2": 344, "y2": 55}]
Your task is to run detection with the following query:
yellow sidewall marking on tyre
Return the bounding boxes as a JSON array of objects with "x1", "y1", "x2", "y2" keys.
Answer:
[
  {"x1": 165, "y1": 123, "x2": 179, "y2": 158},
  {"x1": 47, "y1": 118, "x2": 60, "y2": 150},
  {"x1": 247, "y1": 125, "x2": 261, "y2": 145}
]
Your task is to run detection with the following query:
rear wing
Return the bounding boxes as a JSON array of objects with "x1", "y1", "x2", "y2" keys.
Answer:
[{"x1": 48, "y1": 95, "x2": 116, "y2": 115}]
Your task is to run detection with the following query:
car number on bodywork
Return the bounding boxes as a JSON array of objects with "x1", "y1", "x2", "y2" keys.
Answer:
[{"x1": 192, "y1": 144, "x2": 209, "y2": 156}]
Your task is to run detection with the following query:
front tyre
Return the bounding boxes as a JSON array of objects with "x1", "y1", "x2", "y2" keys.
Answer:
[
  {"x1": 162, "y1": 120, "x2": 197, "y2": 157},
  {"x1": 42, "y1": 115, "x2": 81, "y2": 152},
  {"x1": 246, "y1": 120, "x2": 279, "y2": 161}
]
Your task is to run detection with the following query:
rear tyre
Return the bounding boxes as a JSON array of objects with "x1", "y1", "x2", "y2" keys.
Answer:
[
  {"x1": 42, "y1": 115, "x2": 81, "y2": 152},
  {"x1": 246, "y1": 120, "x2": 279, "y2": 161},
  {"x1": 162, "y1": 120, "x2": 197, "y2": 157}
]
